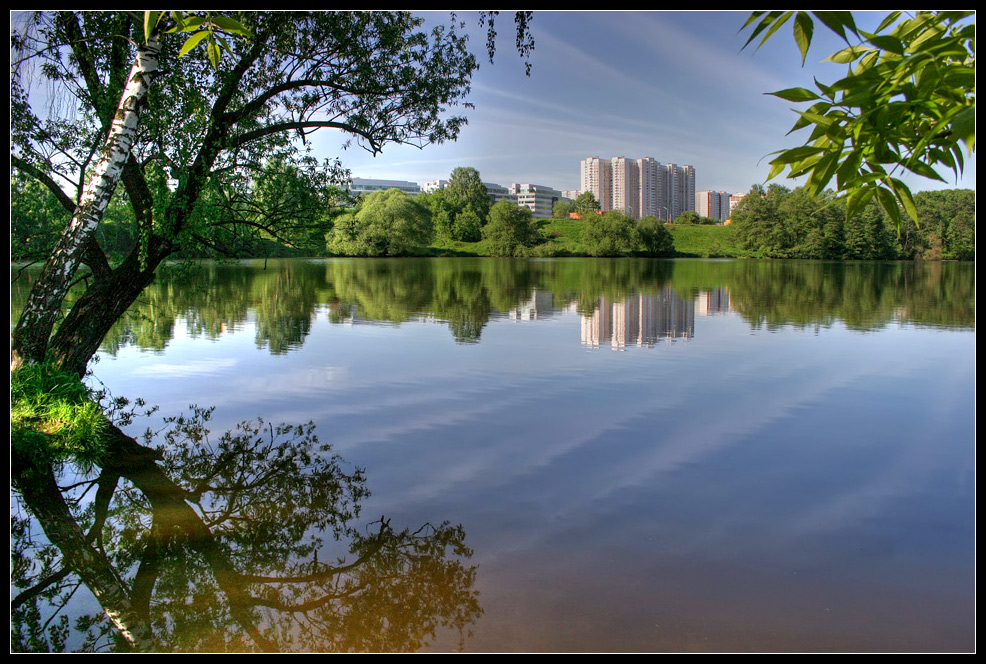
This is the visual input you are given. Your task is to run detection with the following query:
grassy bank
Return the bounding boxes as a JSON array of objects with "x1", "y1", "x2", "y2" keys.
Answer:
[
  {"x1": 666, "y1": 223, "x2": 751, "y2": 258},
  {"x1": 423, "y1": 218, "x2": 749, "y2": 258}
]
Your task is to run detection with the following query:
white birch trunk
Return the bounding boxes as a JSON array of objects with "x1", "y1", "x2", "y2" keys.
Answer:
[{"x1": 11, "y1": 34, "x2": 161, "y2": 370}]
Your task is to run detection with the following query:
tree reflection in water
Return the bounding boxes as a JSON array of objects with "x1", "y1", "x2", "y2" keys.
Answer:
[{"x1": 12, "y1": 407, "x2": 481, "y2": 652}]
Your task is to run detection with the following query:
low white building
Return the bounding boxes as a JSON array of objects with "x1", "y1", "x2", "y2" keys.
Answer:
[
  {"x1": 510, "y1": 183, "x2": 564, "y2": 218},
  {"x1": 484, "y1": 182, "x2": 518, "y2": 206},
  {"x1": 349, "y1": 178, "x2": 422, "y2": 197}
]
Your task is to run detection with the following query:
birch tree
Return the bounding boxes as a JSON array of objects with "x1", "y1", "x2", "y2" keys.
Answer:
[
  {"x1": 10, "y1": 11, "x2": 531, "y2": 651},
  {"x1": 10, "y1": 11, "x2": 519, "y2": 375}
]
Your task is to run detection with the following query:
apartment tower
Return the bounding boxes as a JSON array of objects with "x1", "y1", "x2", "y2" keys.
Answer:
[
  {"x1": 581, "y1": 157, "x2": 694, "y2": 221},
  {"x1": 580, "y1": 157, "x2": 613, "y2": 212}
]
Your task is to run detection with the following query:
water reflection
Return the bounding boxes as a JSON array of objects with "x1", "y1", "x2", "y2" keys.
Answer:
[
  {"x1": 11, "y1": 408, "x2": 481, "y2": 652},
  {"x1": 582, "y1": 291, "x2": 694, "y2": 349},
  {"x1": 10, "y1": 258, "x2": 975, "y2": 652},
  {"x1": 10, "y1": 258, "x2": 975, "y2": 357}
]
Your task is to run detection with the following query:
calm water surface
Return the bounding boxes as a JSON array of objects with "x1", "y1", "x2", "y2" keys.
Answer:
[{"x1": 18, "y1": 258, "x2": 976, "y2": 652}]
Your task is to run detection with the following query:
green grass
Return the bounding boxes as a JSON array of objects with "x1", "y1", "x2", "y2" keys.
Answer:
[
  {"x1": 10, "y1": 363, "x2": 110, "y2": 471},
  {"x1": 416, "y1": 218, "x2": 749, "y2": 258},
  {"x1": 667, "y1": 223, "x2": 751, "y2": 258}
]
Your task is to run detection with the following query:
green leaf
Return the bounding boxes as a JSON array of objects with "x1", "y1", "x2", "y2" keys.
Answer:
[
  {"x1": 793, "y1": 12, "x2": 814, "y2": 65},
  {"x1": 144, "y1": 11, "x2": 161, "y2": 44},
  {"x1": 902, "y1": 159, "x2": 948, "y2": 182},
  {"x1": 835, "y1": 150, "x2": 864, "y2": 188},
  {"x1": 178, "y1": 31, "x2": 210, "y2": 58},
  {"x1": 797, "y1": 109, "x2": 836, "y2": 128},
  {"x1": 875, "y1": 11, "x2": 903, "y2": 33},
  {"x1": 768, "y1": 88, "x2": 821, "y2": 102},
  {"x1": 769, "y1": 87, "x2": 820, "y2": 102},
  {"x1": 773, "y1": 145, "x2": 826, "y2": 164},
  {"x1": 209, "y1": 15, "x2": 252, "y2": 37},
  {"x1": 215, "y1": 34, "x2": 233, "y2": 57},
  {"x1": 827, "y1": 44, "x2": 868, "y2": 64},
  {"x1": 889, "y1": 178, "x2": 919, "y2": 223},
  {"x1": 811, "y1": 11, "x2": 858, "y2": 43},
  {"x1": 207, "y1": 41, "x2": 221, "y2": 70},
  {"x1": 875, "y1": 185, "x2": 902, "y2": 231},
  {"x1": 179, "y1": 17, "x2": 206, "y2": 32},
  {"x1": 867, "y1": 34, "x2": 905, "y2": 55},
  {"x1": 845, "y1": 186, "x2": 875, "y2": 220},
  {"x1": 766, "y1": 159, "x2": 787, "y2": 181},
  {"x1": 812, "y1": 77, "x2": 835, "y2": 98},
  {"x1": 950, "y1": 105, "x2": 976, "y2": 152},
  {"x1": 807, "y1": 151, "x2": 841, "y2": 196},
  {"x1": 740, "y1": 11, "x2": 792, "y2": 52}
]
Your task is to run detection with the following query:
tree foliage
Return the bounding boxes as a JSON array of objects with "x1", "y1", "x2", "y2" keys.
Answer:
[
  {"x1": 574, "y1": 191, "x2": 601, "y2": 219},
  {"x1": 727, "y1": 184, "x2": 977, "y2": 260},
  {"x1": 426, "y1": 167, "x2": 493, "y2": 243},
  {"x1": 453, "y1": 207, "x2": 484, "y2": 243},
  {"x1": 899, "y1": 189, "x2": 976, "y2": 260},
  {"x1": 10, "y1": 11, "x2": 485, "y2": 375},
  {"x1": 552, "y1": 199, "x2": 575, "y2": 219},
  {"x1": 445, "y1": 167, "x2": 490, "y2": 214},
  {"x1": 327, "y1": 188, "x2": 433, "y2": 256},
  {"x1": 672, "y1": 211, "x2": 718, "y2": 226},
  {"x1": 189, "y1": 152, "x2": 347, "y2": 257},
  {"x1": 580, "y1": 211, "x2": 639, "y2": 257},
  {"x1": 481, "y1": 200, "x2": 539, "y2": 256},
  {"x1": 10, "y1": 171, "x2": 71, "y2": 263},
  {"x1": 742, "y1": 11, "x2": 975, "y2": 229},
  {"x1": 636, "y1": 216, "x2": 676, "y2": 257}
]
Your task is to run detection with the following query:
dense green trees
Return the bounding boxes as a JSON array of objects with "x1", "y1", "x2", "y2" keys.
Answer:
[
  {"x1": 327, "y1": 189, "x2": 433, "y2": 256},
  {"x1": 579, "y1": 211, "x2": 676, "y2": 258},
  {"x1": 194, "y1": 153, "x2": 345, "y2": 256},
  {"x1": 731, "y1": 185, "x2": 973, "y2": 260},
  {"x1": 733, "y1": 184, "x2": 890, "y2": 259},
  {"x1": 909, "y1": 189, "x2": 976, "y2": 260},
  {"x1": 10, "y1": 173, "x2": 71, "y2": 263},
  {"x1": 482, "y1": 200, "x2": 540, "y2": 256},
  {"x1": 445, "y1": 167, "x2": 492, "y2": 222},
  {"x1": 425, "y1": 167, "x2": 491, "y2": 243},
  {"x1": 636, "y1": 216, "x2": 676, "y2": 257},
  {"x1": 580, "y1": 211, "x2": 638, "y2": 256},
  {"x1": 672, "y1": 211, "x2": 719, "y2": 225}
]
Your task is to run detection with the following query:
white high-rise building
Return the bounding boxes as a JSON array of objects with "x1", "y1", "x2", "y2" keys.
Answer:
[
  {"x1": 611, "y1": 157, "x2": 640, "y2": 218},
  {"x1": 681, "y1": 165, "x2": 696, "y2": 217},
  {"x1": 581, "y1": 157, "x2": 694, "y2": 220},
  {"x1": 580, "y1": 157, "x2": 613, "y2": 212},
  {"x1": 637, "y1": 157, "x2": 663, "y2": 220},
  {"x1": 665, "y1": 163, "x2": 696, "y2": 221}
]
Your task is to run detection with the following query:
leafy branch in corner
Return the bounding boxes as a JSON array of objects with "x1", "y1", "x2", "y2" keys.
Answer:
[{"x1": 742, "y1": 11, "x2": 975, "y2": 229}]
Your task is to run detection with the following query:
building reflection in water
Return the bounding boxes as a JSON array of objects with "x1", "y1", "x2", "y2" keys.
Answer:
[
  {"x1": 695, "y1": 287, "x2": 730, "y2": 317},
  {"x1": 508, "y1": 290, "x2": 557, "y2": 321},
  {"x1": 580, "y1": 289, "x2": 732, "y2": 349}
]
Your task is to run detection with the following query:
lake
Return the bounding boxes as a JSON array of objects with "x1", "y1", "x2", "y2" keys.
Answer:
[{"x1": 13, "y1": 258, "x2": 975, "y2": 652}]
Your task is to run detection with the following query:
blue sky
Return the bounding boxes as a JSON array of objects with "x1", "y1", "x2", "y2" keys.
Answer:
[{"x1": 310, "y1": 11, "x2": 975, "y2": 196}]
